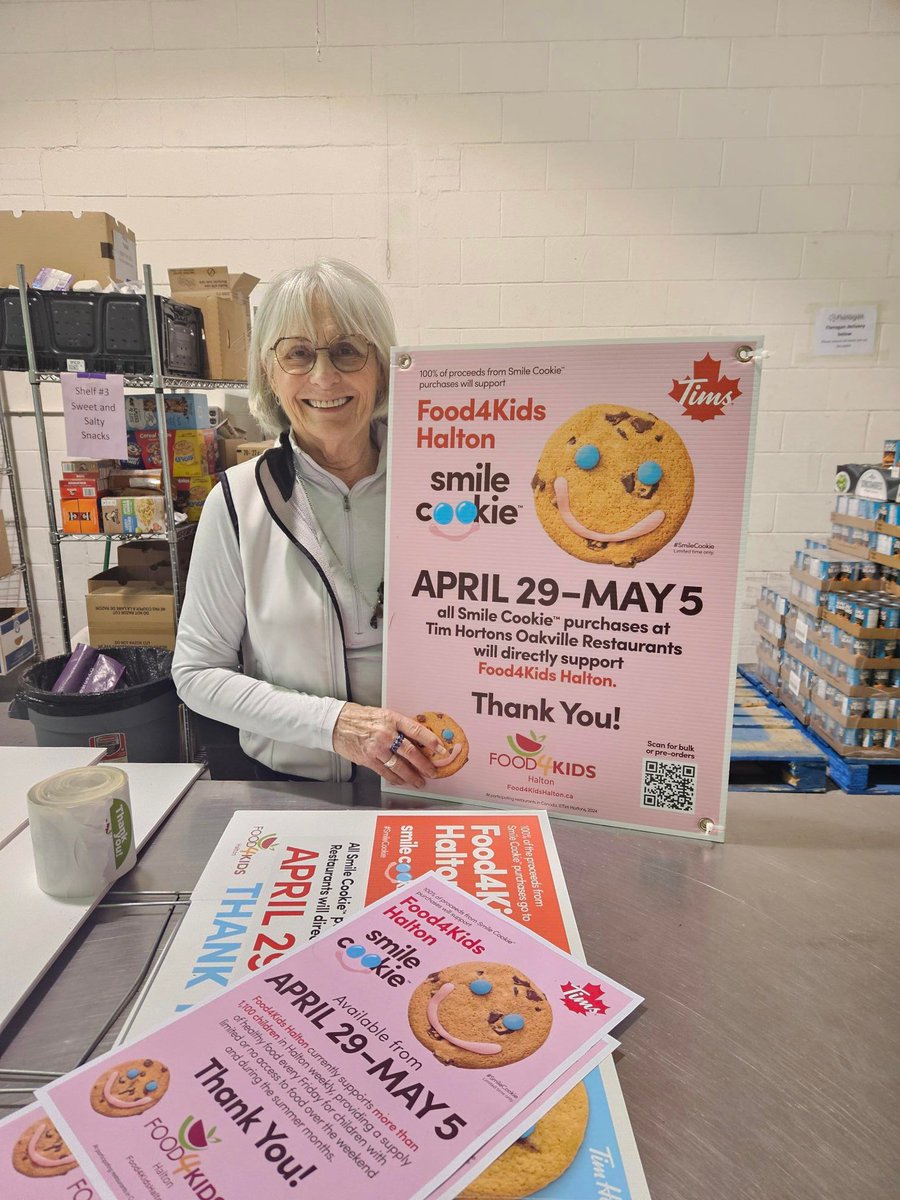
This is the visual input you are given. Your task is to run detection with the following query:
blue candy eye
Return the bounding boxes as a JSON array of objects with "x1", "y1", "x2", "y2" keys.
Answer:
[
  {"x1": 144, "y1": 1081, "x2": 158, "y2": 1093},
  {"x1": 637, "y1": 460, "x2": 663, "y2": 485},
  {"x1": 455, "y1": 501, "x2": 477, "y2": 524},
  {"x1": 433, "y1": 503, "x2": 453, "y2": 525},
  {"x1": 361, "y1": 954, "x2": 382, "y2": 969},
  {"x1": 575, "y1": 444, "x2": 601, "y2": 470},
  {"x1": 442, "y1": 729, "x2": 454, "y2": 741},
  {"x1": 502, "y1": 1013, "x2": 525, "y2": 1031},
  {"x1": 126, "y1": 1069, "x2": 139, "y2": 1079},
  {"x1": 469, "y1": 978, "x2": 493, "y2": 995},
  {"x1": 346, "y1": 944, "x2": 366, "y2": 958}
]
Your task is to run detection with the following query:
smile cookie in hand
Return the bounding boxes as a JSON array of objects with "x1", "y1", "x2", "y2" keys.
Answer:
[
  {"x1": 12, "y1": 1117, "x2": 78, "y2": 1178},
  {"x1": 90, "y1": 1058, "x2": 170, "y2": 1117},
  {"x1": 408, "y1": 963, "x2": 552, "y2": 1068},
  {"x1": 459, "y1": 1080, "x2": 590, "y2": 1198},
  {"x1": 416, "y1": 711, "x2": 469, "y2": 778},
  {"x1": 532, "y1": 405, "x2": 694, "y2": 566}
]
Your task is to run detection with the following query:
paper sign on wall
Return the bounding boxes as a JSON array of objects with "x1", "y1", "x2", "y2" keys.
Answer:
[
  {"x1": 814, "y1": 306, "x2": 877, "y2": 356},
  {"x1": 61, "y1": 372, "x2": 127, "y2": 459}
]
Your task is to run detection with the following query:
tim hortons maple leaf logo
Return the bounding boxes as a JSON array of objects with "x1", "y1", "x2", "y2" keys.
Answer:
[
  {"x1": 560, "y1": 981, "x2": 609, "y2": 1015},
  {"x1": 668, "y1": 353, "x2": 741, "y2": 423}
]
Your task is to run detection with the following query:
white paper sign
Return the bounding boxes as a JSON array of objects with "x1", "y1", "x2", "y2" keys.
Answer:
[
  {"x1": 814, "y1": 306, "x2": 877, "y2": 356},
  {"x1": 61, "y1": 372, "x2": 127, "y2": 459},
  {"x1": 112, "y1": 227, "x2": 138, "y2": 282},
  {"x1": 795, "y1": 616, "x2": 810, "y2": 645}
]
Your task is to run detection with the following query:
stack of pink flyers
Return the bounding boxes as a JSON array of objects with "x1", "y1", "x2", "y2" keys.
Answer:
[{"x1": 27, "y1": 874, "x2": 641, "y2": 1200}]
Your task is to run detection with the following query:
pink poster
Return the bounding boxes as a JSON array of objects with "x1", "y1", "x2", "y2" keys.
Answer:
[
  {"x1": 383, "y1": 339, "x2": 761, "y2": 839},
  {"x1": 0, "y1": 1102, "x2": 96, "y2": 1198},
  {"x1": 40, "y1": 874, "x2": 641, "y2": 1200}
]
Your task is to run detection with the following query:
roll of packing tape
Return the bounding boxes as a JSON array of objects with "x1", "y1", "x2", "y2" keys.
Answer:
[{"x1": 27, "y1": 766, "x2": 137, "y2": 899}]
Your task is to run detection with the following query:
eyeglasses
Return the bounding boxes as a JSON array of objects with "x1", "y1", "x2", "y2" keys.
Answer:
[{"x1": 272, "y1": 334, "x2": 372, "y2": 375}]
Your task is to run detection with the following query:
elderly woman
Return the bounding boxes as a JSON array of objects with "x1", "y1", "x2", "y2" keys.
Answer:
[{"x1": 172, "y1": 260, "x2": 446, "y2": 785}]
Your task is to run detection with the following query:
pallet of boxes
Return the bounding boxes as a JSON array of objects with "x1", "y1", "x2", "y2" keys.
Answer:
[{"x1": 757, "y1": 440, "x2": 900, "y2": 761}]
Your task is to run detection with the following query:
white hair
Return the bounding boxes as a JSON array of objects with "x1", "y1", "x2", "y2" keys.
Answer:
[{"x1": 248, "y1": 259, "x2": 396, "y2": 436}]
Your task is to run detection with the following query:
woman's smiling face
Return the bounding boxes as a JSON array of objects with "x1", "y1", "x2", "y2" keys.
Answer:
[{"x1": 268, "y1": 301, "x2": 380, "y2": 456}]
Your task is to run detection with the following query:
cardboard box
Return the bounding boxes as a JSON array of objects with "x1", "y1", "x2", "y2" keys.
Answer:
[
  {"x1": 101, "y1": 495, "x2": 169, "y2": 535},
  {"x1": 134, "y1": 428, "x2": 218, "y2": 477},
  {"x1": 59, "y1": 479, "x2": 103, "y2": 533},
  {"x1": 86, "y1": 571, "x2": 175, "y2": 650},
  {"x1": 0, "y1": 606, "x2": 34, "y2": 673},
  {"x1": 117, "y1": 537, "x2": 193, "y2": 577},
  {"x1": 215, "y1": 418, "x2": 250, "y2": 469},
  {"x1": 0, "y1": 517, "x2": 12, "y2": 579},
  {"x1": 168, "y1": 266, "x2": 258, "y2": 381},
  {"x1": 235, "y1": 441, "x2": 271, "y2": 463},
  {"x1": 0, "y1": 211, "x2": 137, "y2": 287},
  {"x1": 125, "y1": 393, "x2": 211, "y2": 431}
]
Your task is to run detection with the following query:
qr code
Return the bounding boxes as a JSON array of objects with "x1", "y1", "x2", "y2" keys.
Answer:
[{"x1": 641, "y1": 758, "x2": 696, "y2": 812}]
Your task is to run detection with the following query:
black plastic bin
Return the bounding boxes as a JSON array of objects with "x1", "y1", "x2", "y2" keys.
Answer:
[{"x1": 9, "y1": 647, "x2": 181, "y2": 761}]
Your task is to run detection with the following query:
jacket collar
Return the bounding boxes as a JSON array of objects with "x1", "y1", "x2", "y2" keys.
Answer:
[{"x1": 262, "y1": 430, "x2": 296, "y2": 502}]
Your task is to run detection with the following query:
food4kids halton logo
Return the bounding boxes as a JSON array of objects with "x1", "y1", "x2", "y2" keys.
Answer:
[
  {"x1": 492, "y1": 730, "x2": 596, "y2": 780},
  {"x1": 669, "y1": 353, "x2": 741, "y2": 422}
]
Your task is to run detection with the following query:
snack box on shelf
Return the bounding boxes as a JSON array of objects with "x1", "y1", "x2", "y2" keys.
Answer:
[
  {"x1": 101, "y1": 494, "x2": 168, "y2": 535},
  {"x1": 133, "y1": 427, "x2": 217, "y2": 477},
  {"x1": 125, "y1": 393, "x2": 211, "y2": 431},
  {"x1": 59, "y1": 476, "x2": 104, "y2": 533}
]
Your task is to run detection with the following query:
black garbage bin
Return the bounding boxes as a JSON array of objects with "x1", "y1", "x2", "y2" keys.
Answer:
[{"x1": 9, "y1": 647, "x2": 181, "y2": 761}]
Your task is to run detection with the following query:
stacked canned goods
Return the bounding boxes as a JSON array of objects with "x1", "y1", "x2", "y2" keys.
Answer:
[{"x1": 834, "y1": 495, "x2": 900, "y2": 523}]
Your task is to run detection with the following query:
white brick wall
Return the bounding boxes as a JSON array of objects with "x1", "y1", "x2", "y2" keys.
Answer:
[{"x1": 0, "y1": 0, "x2": 896, "y2": 662}]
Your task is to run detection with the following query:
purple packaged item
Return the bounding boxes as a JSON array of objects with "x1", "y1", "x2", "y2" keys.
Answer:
[
  {"x1": 50, "y1": 643, "x2": 99, "y2": 693},
  {"x1": 77, "y1": 652, "x2": 125, "y2": 695}
]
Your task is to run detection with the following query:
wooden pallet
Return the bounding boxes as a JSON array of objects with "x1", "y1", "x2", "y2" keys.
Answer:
[
  {"x1": 737, "y1": 665, "x2": 900, "y2": 795},
  {"x1": 729, "y1": 673, "x2": 828, "y2": 792}
]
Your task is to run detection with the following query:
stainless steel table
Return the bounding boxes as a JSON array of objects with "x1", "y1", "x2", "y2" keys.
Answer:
[{"x1": 2, "y1": 779, "x2": 898, "y2": 1200}]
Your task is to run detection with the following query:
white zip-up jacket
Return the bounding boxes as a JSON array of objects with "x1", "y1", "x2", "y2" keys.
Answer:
[{"x1": 172, "y1": 428, "x2": 385, "y2": 780}]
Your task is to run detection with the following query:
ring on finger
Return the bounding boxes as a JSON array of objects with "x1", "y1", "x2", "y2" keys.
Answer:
[
  {"x1": 389, "y1": 731, "x2": 406, "y2": 755},
  {"x1": 383, "y1": 753, "x2": 399, "y2": 769}
]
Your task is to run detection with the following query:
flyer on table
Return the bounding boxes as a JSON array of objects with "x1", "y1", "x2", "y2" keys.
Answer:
[
  {"x1": 41, "y1": 874, "x2": 642, "y2": 1200},
  {"x1": 118, "y1": 810, "x2": 650, "y2": 1198},
  {"x1": 0, "y1": 1102, "x2": 96, "y2": 1199},
  {"x1": 122, "y1": 810, "x2": 573, "y2": 1034},
  {"x1": 383, "y1": 339, "x2": 760, "y2": 840}
]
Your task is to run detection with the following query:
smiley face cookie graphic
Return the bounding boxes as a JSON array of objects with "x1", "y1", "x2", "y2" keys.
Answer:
[
  {"x1": 459, "y1": 1080, "x2": 590, "y2": 1198},
  {"x1": 90, "y1": 1058, "x2": 170, "y2": 1117},
  {"x1": 532, "y1": 405, "x2": 694, "y2": 566},
  {"x1": 12, "y1": 1117, "x2": 78, "y2": 1179},
  {"x1": 409, "y1": 963, "x2": 552, "y2": 1068},
  {"x1": 415, "y1": 711, "x2": 469, "y2": 778}
]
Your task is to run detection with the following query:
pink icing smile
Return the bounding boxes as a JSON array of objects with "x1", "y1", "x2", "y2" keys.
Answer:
[
  {"x1": 102, "y1": 1070, "x2": 157, "y2": 1109},
  {"x1": 435, "y1": 743, "x2": 462, "y2": 766},
  {"x1": 427, "y1": 982, "x2": 501, "y2": 1055},
  {"x1": 553, "y1": 477, "x2": 665, "y2": 543},
  {"x1": 27, "y1": 1122, "x2": 75, "y2": 1169}
]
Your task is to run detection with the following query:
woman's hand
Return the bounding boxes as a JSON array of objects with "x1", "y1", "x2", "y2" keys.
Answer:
[{"x1": 332, "y1": 703, "x2": 448, "y2": 788}]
